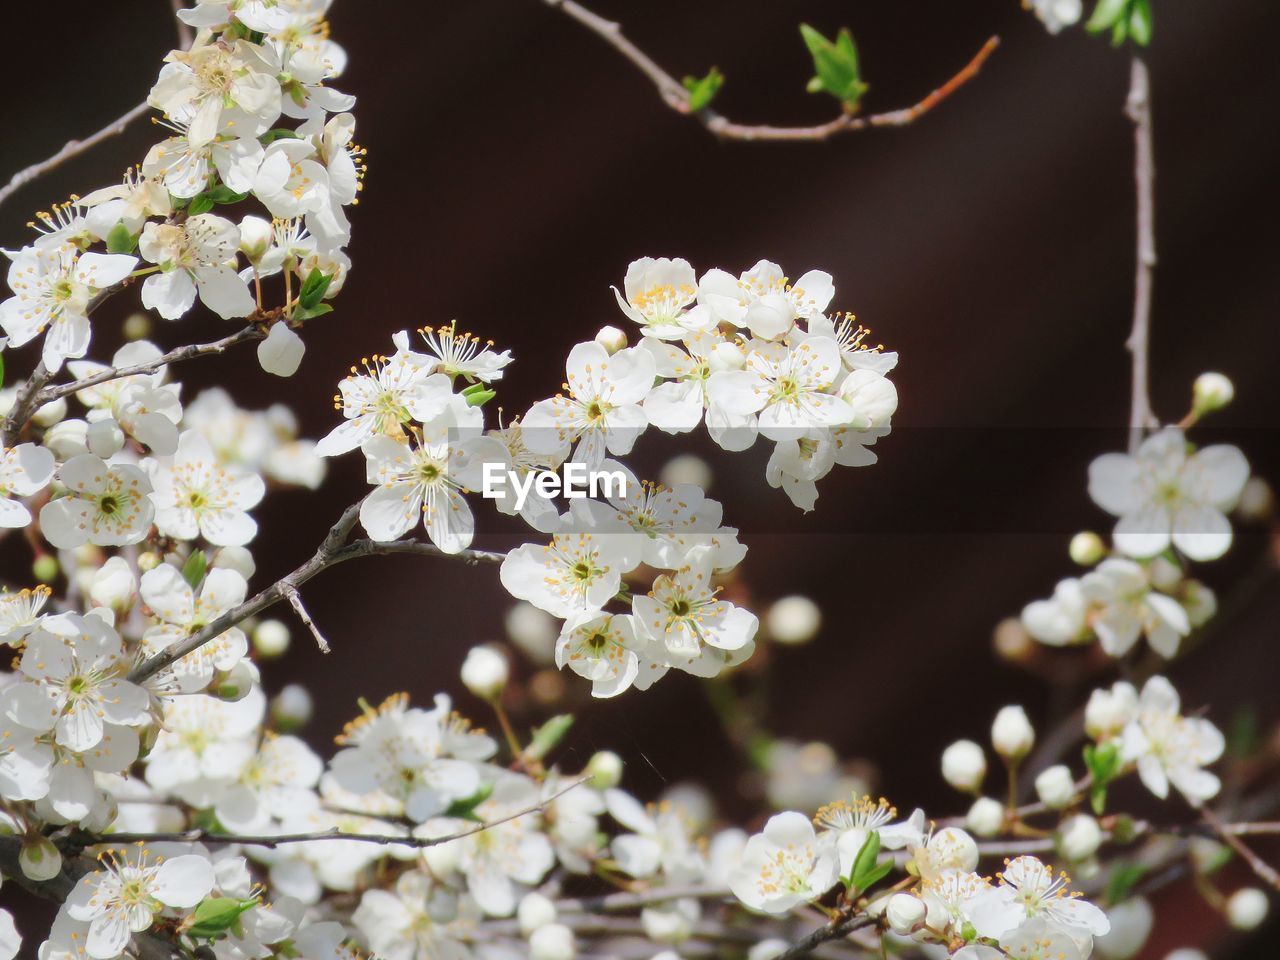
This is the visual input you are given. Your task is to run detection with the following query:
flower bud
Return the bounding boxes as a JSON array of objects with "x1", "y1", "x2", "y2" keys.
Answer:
[
  {"x1": 765, "y1": 595, "x2": 822, "y2": 646},
  {"x1": 461, "y1": 645, "x2": 508, "y2": 700},
  {"x1": 1069, "y1": 531, "x2": 1106, "y2": 567},
  {"x1": 504, "y1": 601, "x2": 557, "y2": 666},
  {"x1": 1085, "y1": 685, "x2": 1136, "y2": 740},
  {"x1": 32, "y1": 555, "x2": 59, "y2": 583},
  {"x1": 89, "y1": 556, "x2": 137, "y2": 611},
  {"x1": 1238, "y1": 476, "x2": 1274, "y2": 522},
  {"x1": 1096, "y1": 897, "x2": 1153, "y2": 960},
  {"x1": 529, "y1": 923, "x2": 576, "y2": 960},
  {"x1": 123, "y1": 312, "x2": 152, "y2": 341},
  {"x1": 923, "y1": 827, "x2": 979, "y2": 874},
  {"x1": 1147, "y1": 555, "x2": 1181, "y2": 592},
  {"x1": 1192, "y1": 372, "x2": 1233, "y2": 414},
  {"x1": 593, "y1": 325, "x2": 628, "y2": 355},
  {"x1": 253, "y1": 619, "x2": 291, "y2": 658},
  {"x1": 586, "y1": 750, "x2": 624, "y2": 790},
  {"x1": 85, "y1": 418, "x2": 126, "y2": 459},
  {"x1": 711, "y1": 341, "x2": 746, "y2": 371},
  {"x1": 518, "y1": 892, "x2": 558, "y2": 935},
  {"x1": 271, "y1": 683, "x2": 313, "y2": 731},
  {"x1": 1181, "y1": 580, "x2": 1217, "y2": 628},
  {"x1": 748, "y1": 941, "x2": 789, "y2": 960},
  {"x1": 136, "y1": 550, "x2": 162, "y2": 573},
  {"x1": 44, "y1": 418, "x2": 89, "y2": 459},
  {"x1": 660, "y1": 454, "x2": 713, "y2": 491},
  {"x1": 941, "y1": 739, "x2": 987, "y2": 792},
  {"x1": 1164, "y1": 951, "x2": 1209, "y2": 960},
  {"x1": 239, "y1": 215, "x2": 274, "y2": 262},
  {"x1": 212, "y1": 661, "x2": 255, "y2": 702},
  {"x1": 991, "y1": 706, "x2": 1035, "y2": 760},
  {"x1": 1034, "y1": 765, "x2": 1075, "y2": 809},
  {"x1": 213, "y1": 545, "x2": 256, "y2": 580},
  {"x1": 20, "y1": 836, "x2": 62, "y2": 881},
  {"x1": 1058, "y1": 814, "x2": 1103, "y2": 861},
  {"x1": 993, "y1": 617, "x2": 1034, "y2": 664},
  {"x1": 32, "y1": 396, "x2": 67, "y2": 427},
  {"x1": 886, "y1": 893, "x2": 926, "y2": 935},
  {"x1": 1226, "y1": 887, "x2": 1269, "y2": 931},
  {"x1": 965, "y1": 797, "x2": 1005, "y2": 838}
]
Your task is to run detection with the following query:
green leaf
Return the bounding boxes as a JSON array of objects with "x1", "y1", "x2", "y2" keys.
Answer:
[
  {"x1": 1086, "y1": 0, "x2": 1130, "y2": 33},
  {"x1": 799, "y1": 24, "x2": 868, "y2": 109},
  {"x1": 526, "y1": 714, "x2": 574, "y2": 762},
  {"x1": 297, "y1": 269, "x2": 333, "y2": 310},
  {"x1": 0, "y1": 352, "x2": 5, "y2": 387},
  {"x1": 464, "y1": 388, "x2": 496, "y2": 408},
  {"x1": 845, "y1": 830, "x2": 881, "y2": 889},
  {"x1": 1084, "y1": 741, "x2": 1121, "y2": 784},
  {"x1": 1105, "y1": 862, "x2": 1146, "y2": 905},
  {"x1": 443, "y1": 783, "x2": 493, "y2": 822},
  {"x1": 182, "y1": 551, "x2": 207, "y2": 590},
  {"x1": 260, "y1": 128, "x2": 302, "y2": 144},
  {"x1": 681, "y1": 67, "x2": 725, "y2": 113},
  {"x1": 106, "y1": 222, "x2": 138, "y2": 255},
  {"x1": 856, "y1": 859, "x2": 894, "y2": 892},
  {"x1": 293, "y1": 303, "x2": 334, "y2": 322},
  {"x1": 206, "y1": 185, "x2": 248, "y2": 205},
  {"x1": 186, "y1": 896, "x2": 259, "y2": 941},
  {"x1": 188, "y1": 195, "x2": 216, "y2": 216},
  {"x1": 1128, "y1": 0, "x2": 1153, "y2": 46}
]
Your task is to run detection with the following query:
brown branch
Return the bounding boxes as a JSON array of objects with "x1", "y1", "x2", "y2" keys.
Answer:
[
  {"x1": 1125, "y1": 56, "x2": 1158, "y2": 453},
  {"x1": 540, "y1": 0, "x2": 998, "y2": 143},
  {"x1": 777, "y1": 912, "x2": 877, "y2": 960},
  {"x1": 283, "y1": 583, "x2": 330, "y2": 654},
  {"x1": 128, "y1": 502, "x2": 506, "y2": 684},
  {"x1": 1201, "y1": 805, "x2": 1280, "y2": 891}
]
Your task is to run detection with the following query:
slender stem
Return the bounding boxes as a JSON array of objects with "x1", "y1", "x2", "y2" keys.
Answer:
[
  {"x1": 1201, "y1": 805, "x2": 1280, "y2": 891},
  {"x1": 170, "y1": 0, "x2": 195, "y2": 50},
  {"x1": 539, "y1": 0, "x2": 998, "y2": 143},
  {"x1": 1125, "y1": 56, "x2": 1158, "y2": 452},
  {"x1": 777, "y1": 912, "x2": 877, "y2": 960}
]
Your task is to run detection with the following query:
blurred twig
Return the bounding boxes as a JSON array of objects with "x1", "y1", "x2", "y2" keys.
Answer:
[{"x1": 1125, "y1": 56, "x2": 1158, "y2": 452}]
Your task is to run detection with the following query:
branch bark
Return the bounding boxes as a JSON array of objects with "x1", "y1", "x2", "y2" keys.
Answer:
[{"x1": 1125, "y1": 56, "x2": 1158, "y2": 453}]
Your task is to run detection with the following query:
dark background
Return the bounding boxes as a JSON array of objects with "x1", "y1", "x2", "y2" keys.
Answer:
[{"x1": 2, "y1": 1, "x2": 1279, "y2": 955}]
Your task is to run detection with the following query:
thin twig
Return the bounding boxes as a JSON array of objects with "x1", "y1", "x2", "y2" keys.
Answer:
[
  {"x1": 540, "y1": 0, "x2": 998, "y2": 143},
  {"x1": 283, "y1": 584, "x2": 330, "y2": 653},
  {"x1": 1124, "y1": 56, "x2": 1158, "y2": 453},
  {"x1": 128, "y1": 502, "x2": 505, "y2": 684},
  {"x1": 170, "y1": 0, "x2": 196, "y2": 50},
  {"x1": 77, "y1": 778, "x2": 587, "y2": 851},
  {"x1": 555, "y1": 884, "x2": 732, "y2": 913},
  {"x1": 1201, "y1": 805, "x2": 1280, "y2": 891},
  {"x1": 777, "y1": 913, "x2": 877, "y2": 960}
]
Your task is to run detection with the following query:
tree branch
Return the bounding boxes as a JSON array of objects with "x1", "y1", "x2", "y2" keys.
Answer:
[
  {"x1": 1201, "y1": 805, "x2": 1280, "y2": 891},
  {"x1": 539, "y1": 0, "x2": 998, "y2": 142},
  {"x1": 1125, "y1": 56, "x2": 1158, "y2": 453},
  {"x1": 777, "y1": 912, "x2": 877, "y2": 960},
  {"x1": 128, "y1": 502, "x2": 506, "y2": 684},
  {"x1": 170, "y1": 0, "x2": 195, "y2": 50}
]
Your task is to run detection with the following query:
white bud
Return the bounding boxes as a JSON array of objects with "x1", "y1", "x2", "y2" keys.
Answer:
[
  {"x1": 518, "y1": 893, "x2": 558, "y2": 935},
  {"x1": 659, "y1": 453, "x2": 713, "y2": 491},
  {"x1": 1034, "y1": 765, "x2": 1076, "y2": 809},
  {"x1": 85, "y1": 418, "x2": 126, "y2": 459},
  {"x1": 991, "y1": 705, "x2": 1035, "y2": 760},
  {"x1": 1058, "y1": 814, "x2": 1103, "y2": 861},
  {"x1": 461, "y1": 645, "x2": 509, "y2": 700},
  {"x1": 1226, "y1": 887, "x2": 1269, "y2": 931},
  {"x1": 1085, "y1": 685, "x2": 1137, "y2": 740},
  {"x1": 586, "y1": 750, "x2": 624, "y2": 790},
  {"x1": 885, "y1": 893, "x2": 926, "y2": 935},
  {"x1": 89, "y1": 556, "x2": 137, "y2": 611},
  {"x1": 32, "y1": 396, "x2": 67, "y2": 427},
  {"x1": 213, "y1": 545, "x2": 256, "y2": 580},
  {"x1": 1181, "y1": 580, "x2": 1217, "y2": 628},
  {"x1": 529, "y1": 923, "x2": 576, "y2": 960},
  {"x1": 1068, "y1": 531, "x2": 1106, "y2": 566},
  {"x1": 941, "y1": 739, "x2": 987, "y2": 792},
  {"x1": 271, "y1": 683, "x2": 313, "y2": 730},
  {"x1": 253, "y1": 619, "x2": 291, "y2": 658},
  {"x1": 1096, "y1": 897, "x2": 1153, "y2": 960},
  {"x1": 747, "y1": 940, "x2": 789, "y2": 960},
  {"x1": 20, "y1": 836, "x2": 62, "y2": 881},
  {"x1": 1192, "y1": 371, "x2": 1233, "y2": 413},
  {"x1": 504, "y1": 601, "x2": 557, "y2": 665},
  {"x1": 594, "y1": 325, "x2": 628, "y2": 355},
  {"x1": 924, "y1": 827, "x2": 980, "y2": 875},
  {"x1": 1238, "y1": 476, "x2": 1274, "y2": 522},
  {"x1": 136, "y1": 550, "x2": 162, "y2": 573},
  {"x1": 1147, "y1": 555, "x2": 1182, "y2": 592},
  {"x1": 239, "y1": 215, "x2": 274, "y2": 261},
  {"x1": 1164, "y1": 951, "x2": 1209, "y2": 960},
  {"x1": 765, "y1": 595, "x2": 822, "y2": 646},
  {"x1": 123, "y1": 312, "x2": 152, "y2": 341},
  {"x1": 965, "y1": 797, "x2": 1005, "y2": 838},
  {"x1": 711, "y1": 341, "x2": 746, "y2": 371},
  {"x1": 213, "y1": 661, "x2": 255, "y2": 702},
  {"x1": 44, "y1": 418, "x2": 89, "y2": 459}
]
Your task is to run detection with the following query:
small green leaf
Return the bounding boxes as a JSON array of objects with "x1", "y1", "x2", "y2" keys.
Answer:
[
  {"x1": 206, "y1": 185, "x2": 248, "y2": 205},
  {"x1": 106, "y1": 222, "x2": 138, "y2": 255},
  {"x1": 182, "y1": 551, "x2": 207, "y2": 590},
  {"x1": 464, "y1": 388, "x2": 496, "y2": 407},
  {"x1": 186, "y1": 896, "x2": 259, "y2": 941},
  {"x1": 260, "y1": 128, "x2": 302, "y2": 143},
  {"x1": 297, "y1": 269, "x2": 333, "y2": 310},
  {"x1": 681, "y1": 67, "x2": 725, "y2": 113},
  {"x1": 292, "y1": 303, "x2": 334, "y2": 322},
  {"x1": 799, "y1": 24, "x2": 868, "y2": 109},
  {"x1": 855, "y1": 860, "x2": 894, "y2": 892},
  {"x1": 526, "y1": 714, "x2": 574, "y2": 762},
  {"x1": 443, "y1": 783, "x2": 493, "y2": 822},
  {"x1": 1128, "y1": 0, "x2": 1153, "y2": 46},
  {"x1": 0, "y1": 353, "x2": 5, "y2": 387},
  {"x1": 846, "y1": 830, "x2": 881, "y2": 889},
  {"x1": 1105, "y1": 862, "x2": 1146, "y2": 904},
  {"x1": 188, "y1": 195, "x2": 216, "y2": 216},
  {"x1": 1086, "y1": 0, "x2": 1130, "y2": 33}
]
